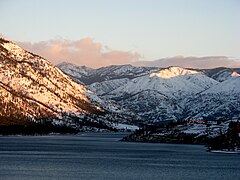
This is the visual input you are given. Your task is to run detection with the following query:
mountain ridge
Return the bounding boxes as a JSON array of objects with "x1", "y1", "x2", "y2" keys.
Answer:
[
  {"x1": 58, "y1": 62, "x2": 240, "y2": 122},
  {"x1": 1, "y1": 37, "x2": 239, "y2": 134}
]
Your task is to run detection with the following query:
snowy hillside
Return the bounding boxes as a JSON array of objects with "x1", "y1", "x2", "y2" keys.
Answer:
[
  {"x1": 0, "y1": 38, "x2": 142, "y2": 131},
  {"x1": 104, "y1": 67, "x2": 218, "y2": 122},
  {"x1": 113, "y1": 90, "x2": 183, "y2": 122},
  {"x1": 57, "y1": 62, "x2": 95, "y2": 84},
  {"x1": 57, "y1": 63, "x2": 160, "y2": 85},
  {"x1": 203, "y1": 67, "x2": 240, "y2": 82},
  {"x1": 2, "y1": 37, "x2": 239, "y2": 134},
  {"x1": 0, "y1": 38, "x2": 104, "y2": 124},
  {"x1": 57, "y1": 62, "x2": 240, "y2": 122},
  {"x1": 110, "y1": 67, "x2": 217, "y2": 99},
  {"x1": 88, "y1": 78, "x2": 129, "y2": 95},
  {"x1": 186, "y1": 76, "x2": 240, "y2": 120}
]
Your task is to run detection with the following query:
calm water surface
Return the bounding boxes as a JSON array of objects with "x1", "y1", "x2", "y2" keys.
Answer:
[{"x1": 0, "y1": 133, "x2": 239, "y2": 180}]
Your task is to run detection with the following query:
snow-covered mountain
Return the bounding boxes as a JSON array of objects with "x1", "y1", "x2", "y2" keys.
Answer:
[
  {"x1": 105, "y1": 67, "x2": 218, "y2": 122},
  {"x1": 3, "y1": 37, "x2": 238, "y2": 134},
  {"x1": 0, "y1": 38, "x2": 139, "y2": 131},
  {"x1": 88, "y1": 78, "x2": 129, "y2": 96},
  {"x1": 59, "y1": 63, "x2": 240, "y2": 122},
  {"x1": 185, "y1": 76, "x2": 240, "y2": 120},
  {"x1": 202, "y1": 67, "x2": 240, "y2": 82},
  {"x1": 57, "y1": 62, "x2": 95, "y2": 84},
  {"x1": 58, "y1": 62, "x2": 160, "y2": 85},
  {"x1": 0, "y1": 38, "x2": 104, "y2": 124},
  {"x1": 109, "y1": 67, "x2": 217, "y2": 99}
]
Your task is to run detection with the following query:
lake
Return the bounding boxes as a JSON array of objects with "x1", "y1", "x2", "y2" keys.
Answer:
[{"x1": 0, "y1": 133, "x2": 239, "y2": 180}]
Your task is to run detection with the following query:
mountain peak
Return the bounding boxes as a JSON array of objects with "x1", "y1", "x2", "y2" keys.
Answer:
[
  {"x1": 231, "y1": 71, "x2": 240, "y2": 77},
  {"x1": 150, "y1": 66, "x2": 199, "y2": 78}
]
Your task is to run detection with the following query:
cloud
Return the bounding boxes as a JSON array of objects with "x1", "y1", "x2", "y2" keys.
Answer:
[
  {"x1": 12, "y1": 37, "x2": 240, "y2": 69},
  {"x1": 17, "y1": 38, "x2": 141, "y2": 68},
  {"x1": 133, "y1": 56, "x2": 240, "y2": 69}
]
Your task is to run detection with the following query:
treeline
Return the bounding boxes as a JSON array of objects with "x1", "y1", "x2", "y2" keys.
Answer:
[
  {"x1": 207, "y1": 121, "x2": 240, "y2": 150},
  {"x1": 0, "y1": 114, "x2": 118, "y2": 135},
  {"x1": 0, "y1": 119, "x2": 79, "y2": 135},
  {"x1": 121, "y1": 120, "x2": 199, "y2": 144},
  {"x1": 123, "y1": 120, "x2": 240, "y2": 150}
]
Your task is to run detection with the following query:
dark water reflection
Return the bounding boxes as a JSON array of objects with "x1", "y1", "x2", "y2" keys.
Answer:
[{"x1": 0, "y1": 133, "x2": 239, "y2": 180}]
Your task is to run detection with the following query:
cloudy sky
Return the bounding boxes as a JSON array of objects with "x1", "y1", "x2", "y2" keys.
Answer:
[{"x1": 1, "y1": 0, "x2": 240, "y2": 68}]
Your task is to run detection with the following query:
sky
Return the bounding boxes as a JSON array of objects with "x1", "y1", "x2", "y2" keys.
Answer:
[{"x1": 0, "y1": 0, "x2": 240, "y2": 68}]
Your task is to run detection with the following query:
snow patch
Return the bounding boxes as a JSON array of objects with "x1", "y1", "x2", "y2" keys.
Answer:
[{"x1": 112, "y1": 123, "x2": 139, "y2": 131}]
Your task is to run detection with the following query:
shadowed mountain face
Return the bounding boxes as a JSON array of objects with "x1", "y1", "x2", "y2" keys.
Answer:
[
  {"x1": 0, "y1": 38, "x2": 103, "y2": 126},
  {"x1": 59, "y1": 63, "x2": 240, "y2": 122},
  {"x1": 57, "y1": 62, "x2": 160, "y2": 85}
]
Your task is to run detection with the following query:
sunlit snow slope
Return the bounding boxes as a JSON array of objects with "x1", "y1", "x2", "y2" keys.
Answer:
[{"x1": 0, "y1": 38, "x2": 102, "y2": 125}]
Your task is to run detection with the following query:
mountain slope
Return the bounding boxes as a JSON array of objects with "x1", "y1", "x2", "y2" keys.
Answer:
[
  {"x1": 57, "y1": 62, "x2": 95, "y2": 84},
  {"x1": 185, "y1": 76, "x2": 240, "y2": 120},
  {"x1": 58, "y1": 62, "x2": 240, "y2": 122},
  {"x1": 109, "y1": 67, "x2": 217, "y2": 99},
  {"x1": 0, "y1": 38, "x2": 104, "y2": 126},
  {"x1": 57, "y1": 62, "x2": 160, "y2": 85},
  {"x1": 105, "y1": 67, "x2": 218, "y2": 122},
  {"x1": 88, "y1": 78, "x2": 129, "y2": 96},
  {"x1": 202, "y1": 67, "x2": 240, "y2": 82}
]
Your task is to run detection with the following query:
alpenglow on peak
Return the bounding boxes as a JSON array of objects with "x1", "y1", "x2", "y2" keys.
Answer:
[{"x1": 150, "y1": 66, "x2": 199, "y2": 78}]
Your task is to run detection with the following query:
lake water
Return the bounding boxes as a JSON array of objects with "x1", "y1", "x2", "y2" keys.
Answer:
[{"x1": 0, "y1": 133, "x2": 239, "y2": 180}]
